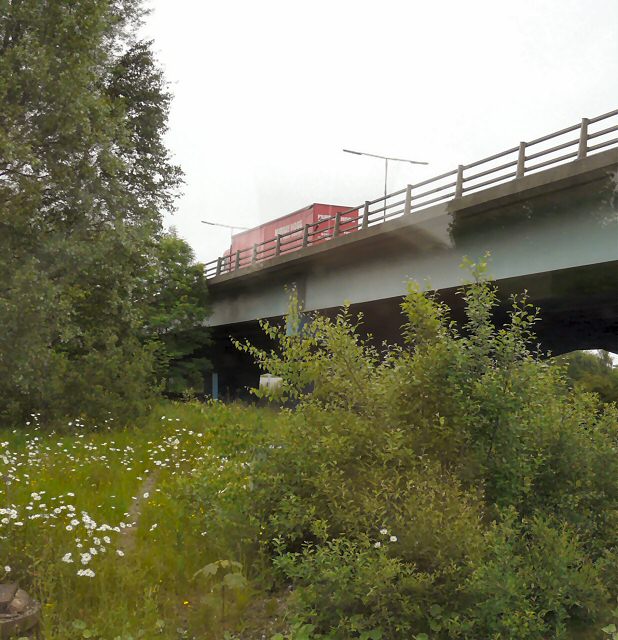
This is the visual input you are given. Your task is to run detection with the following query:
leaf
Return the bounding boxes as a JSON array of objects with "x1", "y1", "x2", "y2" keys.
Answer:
[
  {"x1": 223, "y1": 572, "x2": 247, "y2": 589},
  {"x1": 294, "y1": 624, "x2": 316, "y2": 640},
  {"x1": 192, "y1": 561, "x2": 219, "y2": 580},
  {"x1": 602, "y1": 624, "x2": 617, "y2": 634}
]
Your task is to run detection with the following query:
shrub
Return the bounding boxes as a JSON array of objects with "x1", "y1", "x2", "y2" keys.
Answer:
[
  {"x1": 458, "y1": 509, "x2": 608, "y2": 640},
  {"x1": 226, "y1": 258, "x2": 618, "y2": 637},
  {"x1": 273, "y1": 536, "x2": 434, "y2": 639}
]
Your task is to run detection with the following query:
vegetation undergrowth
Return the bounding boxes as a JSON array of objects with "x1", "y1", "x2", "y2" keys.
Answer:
[
  {"x1": 228, "y1": 258, "x2": 618, "y2": 640},
  {"x1": 0, "y1": 401, "x2": 286, "y2": 639},
  {"x1": 2, "y1": 260, "x2": 618, "y2": 640}
]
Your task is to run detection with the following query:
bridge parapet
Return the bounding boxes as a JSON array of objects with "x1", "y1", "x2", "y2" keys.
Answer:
[{"x1": 204, "y1": 108, "x2": 618, "y2": 279}]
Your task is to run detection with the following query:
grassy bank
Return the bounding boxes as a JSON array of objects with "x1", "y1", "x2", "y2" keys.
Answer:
[
  {"x1": 1, "y1": 401, "x2": 281, "y2": 639},
  {"x1": 3, "y1": 275, "x2": 618, "y2": 640}
]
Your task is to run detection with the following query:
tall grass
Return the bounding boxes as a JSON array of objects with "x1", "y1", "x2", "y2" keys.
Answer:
[{"x1": 1, "y1": 401, "x2": 279, "y2": 639}]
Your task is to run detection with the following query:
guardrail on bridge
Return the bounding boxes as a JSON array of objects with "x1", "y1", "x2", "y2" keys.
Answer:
[{"x1": 204, "y1": 108, "x2": 618, "y2": 279}]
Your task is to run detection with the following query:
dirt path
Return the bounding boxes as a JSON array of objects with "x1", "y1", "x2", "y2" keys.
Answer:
[{"x1": 118, "y1": 472, "x2": 159, "y2": 553}]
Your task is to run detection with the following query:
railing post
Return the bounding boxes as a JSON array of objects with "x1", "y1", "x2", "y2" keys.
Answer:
[
  {"x1": 302, "y1": 224, "x2": 309, "y2": 248},
  {"x1": 361, "y1": 201, "x2": 370, "y2": 229},
  {"x1": 216, "y1": 257, "x2": 222, "y2": 276},
  {"x1": 333, "y1": 212, "x2": 341, "y2": 238},
  {"x1": 455, "y1": 164, "x2": 464, "y2": 198},
  {"x1": 252, "y1": 243, "x2": 258, "y2": 264},
  {"x1": 275, "y1": 234, "x2": 281, "y2": 257},
  {"x1": 578, "y1": 117, "x2": 589, "y2": 159},
  {"x1": 404, "y1": 184, "x2": 413, "y2": 216},
  {"x1": 516, "y1": 141, "x2": 526, "y2": 178},
  {"x1": 234, "y1": 250, "x2": 240, "y2": 271}
]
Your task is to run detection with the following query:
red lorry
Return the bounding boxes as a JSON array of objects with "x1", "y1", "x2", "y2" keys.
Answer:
[{"x1": 223, "y1": 203, "x2": 358, "y2": 270}]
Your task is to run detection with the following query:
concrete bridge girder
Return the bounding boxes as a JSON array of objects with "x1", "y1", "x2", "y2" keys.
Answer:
[{"x1": 205, "y1": 151, "x2": 618, "y2": 396}]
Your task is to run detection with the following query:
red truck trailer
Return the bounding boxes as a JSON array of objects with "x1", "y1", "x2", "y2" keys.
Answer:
[{"x1": 223, "y1": 203, "x2": 358, "y2": 270}]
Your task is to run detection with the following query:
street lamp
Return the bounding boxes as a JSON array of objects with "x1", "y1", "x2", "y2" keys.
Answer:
[
  {"x1": 201, "y1": 220, "x2": 249, "y2": 234},
  {"x1": 343, "y1": 149, "x2": 428, "y2": 219},
  {"x1": 201, "y1": 220, "x2": 249, "y2": 269},
  {"x1": 201, "y1": 219, "x2": 249, "y2": 245}
]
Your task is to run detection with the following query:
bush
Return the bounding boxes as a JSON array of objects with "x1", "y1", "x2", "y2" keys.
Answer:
[
  {"x1": 273, "y1": 536, "x2": 434, "y2": 639},
  {"x1": 459, "y1": 509, "x2": 608, "y2": 640},
  {"x1": 223, "y1": 258, "x2": 618, "y2": 637}
]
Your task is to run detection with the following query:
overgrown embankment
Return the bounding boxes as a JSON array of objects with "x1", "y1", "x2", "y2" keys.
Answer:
[
  {"x1": 0, "y1": 403, "x2": 284, "y2": 638},
  {"x1": 2, "y1": 266, "x2": 618, "y2": 640}
]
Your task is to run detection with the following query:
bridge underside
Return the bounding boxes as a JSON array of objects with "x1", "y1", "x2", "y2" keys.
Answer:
[
  {"x1": 206, "y1": 261, "x2": 618, "y2": 399},
  {"x1": 204, "y1": 152, "x2": 618, "y2": 398}
]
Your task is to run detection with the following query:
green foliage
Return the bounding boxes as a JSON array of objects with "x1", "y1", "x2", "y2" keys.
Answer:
[
  {"x1": 141, "y1": 229, "x2": 211, "y2": 394},
  {"x1": 459, "y1": 509, "x2": 607, "y2": 639},
  {"x1": 555, "y1": 350, "x2": 618, "y2": 404},
  {"x1": 604, "y1": 625, "x2": 618, "y2": 640},
  {"x1": 194, "y1": 559, "x2": 246, "y2": 587},
  {"x1": 5, "y1": 244, "x2": 615, "y2": 639},
  {"x1": 1, "y1": 401, "x2": 279, "y2": 639},
  {"x1": 273, "y1": 536, "x2": 429, "y2": 638},
  {"x1": 193, "y1": 559, "x2": 248, "y2": 625},
  {"x1": 601, "y1": 600, "x2": 618, "y2": 639},
  {"x1": 227, "y1": 257, "x2": 618, "y2": 638},
  {"x1": 0, "y1": 0, "x2": 182, "y2": 426}
]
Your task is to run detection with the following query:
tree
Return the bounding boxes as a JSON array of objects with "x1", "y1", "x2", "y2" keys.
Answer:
[
  {"x1": 555, "y1": 349, "x2": 618, "y2": 404},
  {"x1": 0, "y1": 0, "x2": 182, "y2": 425},
  {"x1": 142, "y1": 230, "x2": 211, "y2": 394}
]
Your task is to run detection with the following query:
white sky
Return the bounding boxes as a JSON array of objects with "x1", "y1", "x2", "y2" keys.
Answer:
[{"x1": 142, "y1": 0, "x2": 618, "y2": 265}]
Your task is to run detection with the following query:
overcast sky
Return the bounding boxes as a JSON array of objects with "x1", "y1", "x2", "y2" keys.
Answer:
[{"x1": 142, "y1": 0, "x2": 618, "y2": 264}]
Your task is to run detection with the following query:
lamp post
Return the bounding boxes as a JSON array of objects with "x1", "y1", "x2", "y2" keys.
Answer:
[
  {"x1": 201, "y1": 220, "x2": 249, "y2": 237},
  {"x1": 201, "y1": 220, "x2": 249, "y2": 272},
  {"x1": 343, "y1": 149, "x2": 428, "y2": 221}
]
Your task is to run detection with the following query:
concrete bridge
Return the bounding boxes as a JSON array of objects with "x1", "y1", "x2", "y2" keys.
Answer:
[{"x1": 204, "y1": 111, "x2": 618, "y2": 397}]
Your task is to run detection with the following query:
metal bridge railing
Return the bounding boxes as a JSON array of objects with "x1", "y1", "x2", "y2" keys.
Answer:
[{"x1": 204, "y1": 108, "x2": 618, "y2": 279}]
